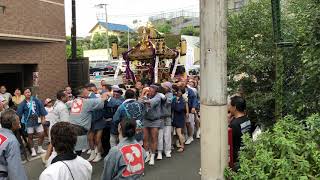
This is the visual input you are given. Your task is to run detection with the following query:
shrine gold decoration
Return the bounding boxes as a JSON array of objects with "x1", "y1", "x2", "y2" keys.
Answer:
[
  {"x1": 112, "y1": 43, "x2": 118, "y2": 59},
  {"x1": 180, "y1": 40, "x2": 187, "y2": 56}
]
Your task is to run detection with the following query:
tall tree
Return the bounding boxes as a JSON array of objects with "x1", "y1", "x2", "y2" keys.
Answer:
[
  {"x1": 155, "y1": 22, "x2": 172, "y2": 33},
  {"x1": 227, "y1": 0, "x2": 320, "y2": 126},
  {"x1": 90, "y1": 33, "x2": 119, "y2": 49}
]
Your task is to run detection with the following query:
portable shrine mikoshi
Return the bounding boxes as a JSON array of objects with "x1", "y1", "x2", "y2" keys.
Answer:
[{"x1": 122, "y1": 25, "x2": 184, "y2": 85}]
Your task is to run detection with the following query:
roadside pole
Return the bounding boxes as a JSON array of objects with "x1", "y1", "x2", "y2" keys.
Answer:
[
  {"x1": 71, "y1": 0, "x2": 77, "y2": 61},
  {"x1": 200, "y1": 0, "x2": 228, "y2": 179}
]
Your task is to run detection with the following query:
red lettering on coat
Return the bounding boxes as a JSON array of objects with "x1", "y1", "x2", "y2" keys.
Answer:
[
  {"x1": 0, "y1": 134, "x2": 8, "y2": 146},
  {"x1": 120, "y1": 144, "x2": 144, "y2": 177}
]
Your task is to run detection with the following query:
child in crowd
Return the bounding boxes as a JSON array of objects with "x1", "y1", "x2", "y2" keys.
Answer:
[{"x1": 172, "y1": 86, "x2": 187, "y2": 152}]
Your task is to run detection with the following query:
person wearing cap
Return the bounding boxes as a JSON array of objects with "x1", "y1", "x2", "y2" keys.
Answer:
[
  {"x1": 141, "y1": 84, "x2": 163, "y2": 165},
  {"x1": 112, "y1": 85, "x2": 120, "y2": 90},
  {"x1": 112, "y1": 88, "x2": 125, "y2": 103},
  {"x1": 107, "y1": 87, "x2": 125, "y2": 148},
  {"x1": 156, "y1": 82, "x2": 174, "y2": 160}
]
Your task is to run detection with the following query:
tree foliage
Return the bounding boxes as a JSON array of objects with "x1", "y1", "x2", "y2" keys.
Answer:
[
  {"x1": 227, "y1": 0, "x2": 275, "y2": 126},
  {"x1": 118, "y1": 32, "x2": 139, "y2": 49},
  {"x1": 227, "y1": 0, "x2": 320, "y2": 126},
  {"x1": 66, "y1": 36, "x2": 84, "y2": 59},
  {"x1": 180, "y1": 26, "x2": 200, "y2": 36},
  {"x1": 90, "y1": 33, "x2": 118, "y2": 49},
  {"x1": 225, "y1": 114, "x2": 320, "y2": 179},
  {"x1": 280, "y1": 0, "x2": 320, "y2": 119},
  {"x1": 155, "y1": 22, "x2": 172, "y2": 33}
]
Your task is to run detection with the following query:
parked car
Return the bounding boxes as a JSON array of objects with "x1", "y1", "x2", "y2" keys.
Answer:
[
  {"x1": 104, "y1": 61, "x2": 125, "y2": 75},
  {"x1": 89, "y1": 64, "x2": 105, "y2": 76},
  {"x1": 103, "y1": 63, "x2": 117, "y2": 75}
]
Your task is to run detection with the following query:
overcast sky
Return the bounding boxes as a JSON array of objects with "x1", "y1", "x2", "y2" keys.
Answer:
[{"x1": 64, "y1": 0, "x2": 199, "y2": 37}]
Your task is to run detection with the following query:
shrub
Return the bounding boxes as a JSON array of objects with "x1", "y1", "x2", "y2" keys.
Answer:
[{"x1": 225, "y1": 114, "x2": 320, "y2": 179}]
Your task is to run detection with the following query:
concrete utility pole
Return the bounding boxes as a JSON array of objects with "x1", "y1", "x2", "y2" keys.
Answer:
[
  {"x1": 200, "y1": 0, "x2": 228, "y2": 179},
  {"x1": 128, "y1": 27, "x2": 130, "y2": 51}
]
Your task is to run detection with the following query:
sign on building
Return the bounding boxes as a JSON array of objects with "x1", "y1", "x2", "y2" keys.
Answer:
[{"x1": 33, "y1": 72, "x2": 39, "y2": 87}]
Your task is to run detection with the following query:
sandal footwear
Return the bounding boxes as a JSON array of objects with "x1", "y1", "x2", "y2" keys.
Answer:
[{"x1": 177, "y1": 148, "x2": 184, "y2": 152}]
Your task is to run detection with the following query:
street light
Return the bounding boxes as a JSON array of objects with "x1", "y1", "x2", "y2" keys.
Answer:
[{"x1": 95, "y1": 3, "x2": 111, "y2": 60}]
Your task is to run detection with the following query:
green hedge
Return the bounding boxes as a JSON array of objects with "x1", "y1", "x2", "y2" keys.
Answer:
[{"x1": 225, "y1": 114, "x2": 320, "y2": 179}]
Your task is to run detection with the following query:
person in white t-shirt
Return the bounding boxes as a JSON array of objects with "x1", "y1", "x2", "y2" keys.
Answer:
[
  {"x1": 44, "y1": 90, "x2": 70, "y2": 165},
  {"x1": 40, "y1": 122, "x2": 92, "y2": 180},
  {"x1": 0, "y1": 86, "x2": 12, "y2": 109},
  {"x1": 44, "y1": 98, "x2": 54, "y2": 138}
]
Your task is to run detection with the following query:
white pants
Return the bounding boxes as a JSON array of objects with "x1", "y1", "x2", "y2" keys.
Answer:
[
  {"x1": 157, "y1": 126, "x2": 172, "y2": 153},
  {"x1": 185, "y1": 113, "x2": 195, "y2": 138}
]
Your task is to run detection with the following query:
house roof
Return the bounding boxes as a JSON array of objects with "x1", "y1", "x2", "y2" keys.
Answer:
[{"x1": 89, "y1": 22, "x2": 134, "y2": 33}]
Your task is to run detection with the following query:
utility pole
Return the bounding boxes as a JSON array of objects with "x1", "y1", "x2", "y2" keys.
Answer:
[
  {"x1": 96, "y1": 3, "x2": 110, "y2": 59},
  {"x1": 127, "y1": 27, "x2": 130, "y2": 51},
  {"x1": 200, "y1": 0, "x2": 228, "y2": 179},
  {"x1": 271, "y1": 0, "x2": 283, "y2": 120},
  {"x1": 71, "y1": 0, "x2": 77, "y2": 61}
]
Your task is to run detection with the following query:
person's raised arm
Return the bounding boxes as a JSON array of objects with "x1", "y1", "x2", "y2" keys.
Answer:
[{"x1": 88, "y1": 93, "x2": 109, "y2": 111}]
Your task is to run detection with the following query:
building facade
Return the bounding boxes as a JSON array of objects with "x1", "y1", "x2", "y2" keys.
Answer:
[
  {"x1": 89, "y1": 22, "x2": 133, "y2": 40},
  {"x1": 0, "y1": 0, "x2": 67, "y2": 99}
]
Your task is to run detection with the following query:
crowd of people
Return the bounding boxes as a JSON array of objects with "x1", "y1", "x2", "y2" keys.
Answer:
[
  {"x1": 0, "y1": 74, "x2": 251, "y2": 179},
  {"x1": 0, "y1": 76, "x2": 201, "y2": 179}
]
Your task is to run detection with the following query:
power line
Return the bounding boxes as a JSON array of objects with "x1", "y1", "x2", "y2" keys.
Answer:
[{"x1": 107, "y1": 4, "x2": 199, "y2": 17}]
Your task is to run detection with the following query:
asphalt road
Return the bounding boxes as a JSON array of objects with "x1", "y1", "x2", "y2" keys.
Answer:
[{"x1": 24, "y1": 139, "x2": 200, "y2": 180}]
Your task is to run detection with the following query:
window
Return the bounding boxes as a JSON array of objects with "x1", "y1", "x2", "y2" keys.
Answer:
[{"x1": 0, "y1": 5, "x2": 6, "y2": 14}]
